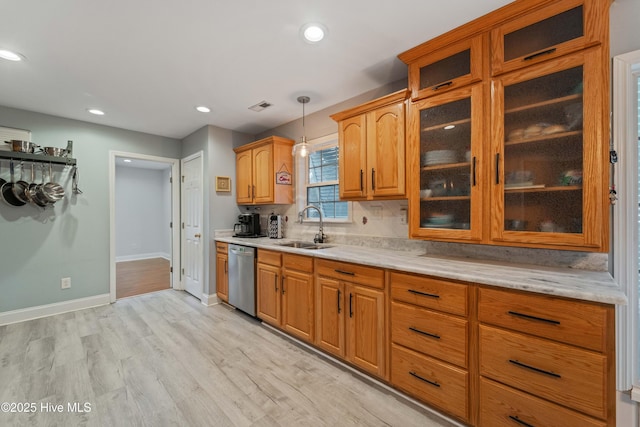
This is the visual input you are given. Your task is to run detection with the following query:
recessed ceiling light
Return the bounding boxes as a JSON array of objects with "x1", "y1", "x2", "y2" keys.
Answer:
[
  {"x1": 444, "y1": 125, "x2": 455, "y2": 130},
  {"x1": 123, "y1": 159, "x2": 132, "y2": 163},
  {"x1": 195, "y1": 106, "x2": 210, "y2": 113},
  {"x1": 301, "y1": 23, "x2": 327, "y2": 43},
  {"x1": 88, "y1": 109, "x2": 105, "y2": 116},
  {"x1": 0, "y1": 49, "x2": 23, "y2": 61}
]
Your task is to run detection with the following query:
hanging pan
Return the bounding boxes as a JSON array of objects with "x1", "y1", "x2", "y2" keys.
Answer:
[
  {"x1": 12, "y1": 161, "x2": 30, "y2": 204},
  {"x1": 27, "y1": 163, "x2": 47, "y2": 207},
  {"x1": 1, "y1": 160, "x2": 27, "y2": 206},
  {"x1": 37, "y1": 162, "x2": 65, "y2": 204},
  {"x1": 31, "y1": 164, "x2": 50, "y2": 207}
]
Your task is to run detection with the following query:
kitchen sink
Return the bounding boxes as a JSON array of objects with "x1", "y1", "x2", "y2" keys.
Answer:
[{"x1": 277, "y1": 241, "x2": 332, "y2": 250}]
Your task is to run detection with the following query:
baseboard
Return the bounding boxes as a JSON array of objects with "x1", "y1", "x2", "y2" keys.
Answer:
[
  {"x1": 115, "y1": 252, "x2": 170, "y2": 263},
  {"x1": 261, "y1": 323, "x2": 465, "y2": 427},
  {"x1": 0, "y1": 294, "x2": 111, "y2": 326},
  {"x1": 200, "y1": 293, "x2": 219, "y2": 306}
]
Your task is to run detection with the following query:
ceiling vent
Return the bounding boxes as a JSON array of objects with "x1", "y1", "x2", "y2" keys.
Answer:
[{"x1": 248, "y1": 101, "x2": 272, "y2": 112}]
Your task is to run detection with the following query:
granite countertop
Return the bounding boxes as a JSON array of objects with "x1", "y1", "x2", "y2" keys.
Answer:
[{"x1": 216, "y1": 236, "x2": 627, "y2": 305}]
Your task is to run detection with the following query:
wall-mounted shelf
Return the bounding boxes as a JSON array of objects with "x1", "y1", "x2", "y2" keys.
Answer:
[{"x1": 0, "y1": 150, "x2": 76, "y2": 166}]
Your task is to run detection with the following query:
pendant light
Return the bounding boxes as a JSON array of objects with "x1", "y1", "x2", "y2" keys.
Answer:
[{"x1": 292, "y1": 96, "x2": 310, "y2": 157}]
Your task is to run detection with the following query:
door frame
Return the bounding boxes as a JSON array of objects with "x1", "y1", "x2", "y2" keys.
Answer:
[{"x1": 108, "y1": 150, "x2": 181, "y2": 302}]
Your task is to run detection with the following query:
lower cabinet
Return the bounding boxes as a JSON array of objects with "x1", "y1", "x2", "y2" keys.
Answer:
[
  {"x1": 215, "y1": 242, "x2": 228, "y2": 302},
  {"x1": 315, "y1": 259, "x2": 386, "y2": 379},
  {"x1": 256, "y1": 250, "x2": 314, "y2": 343}
]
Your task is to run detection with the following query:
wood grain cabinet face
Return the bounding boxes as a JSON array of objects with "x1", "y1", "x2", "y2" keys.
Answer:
[
  {"x1": 332, "y1": 90, "x2": 408, "y2": 201},
  {"x1": 233, "y1": 136, "x2": 294, "y2": 205},
  {"x1": 215, "y1": 250, "x2": 229, "y2": 302},
  {"x1": 490, "y1": 49, "x2": 607, "y2": 250},
  {"x1": 256, "y1": 262, "x2": 281, "y2": 326},
  {"x1": 491, "y1": 0, "x2": 607, "y2": 76},
  {"x1": 315, "y1": 259, "x2": 386, "y2": 379}
]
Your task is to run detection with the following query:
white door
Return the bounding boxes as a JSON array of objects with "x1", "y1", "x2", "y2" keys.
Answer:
[{"x1": 181, "y1": 152, "x2": 204, "y2": 299}]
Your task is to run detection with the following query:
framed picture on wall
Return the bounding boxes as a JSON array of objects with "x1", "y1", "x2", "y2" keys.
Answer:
[{"x1": 215, "y1": 176, "x2": 231, "y2": 192}]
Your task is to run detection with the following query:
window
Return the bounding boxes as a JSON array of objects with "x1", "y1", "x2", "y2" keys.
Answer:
[{"x1": 298, "y1": 133, "x2": 350, "y2": 221}]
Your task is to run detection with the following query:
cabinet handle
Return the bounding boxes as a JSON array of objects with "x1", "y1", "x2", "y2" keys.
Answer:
[
  {"x1": 508, "y1": 359, "x2": 561, "y2": 378},
  {"x1": 371, "y1": 168, "x2": 375, "y2": 191},
  {"x1": 274, "y1": 275, "x2": 278, "y2": 292},
  {"x1": 334, "y1": 269, "x2": 355, "y2": 276},
  {"x1": 349, "y1": 293, "x2": 353, "y2": 318},
  {"x1": 523, "y1": 48, "x2": 556, "y2": 62},
  {"x1": 247, "y1": 184, "x2": 250, "y2": 198},
  {"x1": 472, "y1": 156, "x2": 477, "y2": 186},
  {"x1": 508, "y1": 311, "x2": 560, "y2": 325},
  {"x1": 337, "y1": 289, "x2": 341, "y2": 314},
  {"x1": 508, "y1": 415, "x2": 535, "y2": 427},
  {"x1": 408, "y1": 289, "x2": 440, "y2": 299},
  {"x1": 359, "y1": 169, "x2": 364, "y2": 192},
  {"x1": 252, "y1": 185, "x2": 255, "y2": 199},
  {"x1": 224, "y1": 260, "x2": 228, "y2": 274},
  {"x1": 282, "y1": 276, "x2": 286, "y2": 295},
  {"x1": 409, "y1": 326, "x2": 441, "y2": 340},
  {"x1": 432, "y1": 81, "x2": 453, "y2": 91},
  {"x1": 495, "y1": 153, "x2": 500, "y2": 184},
  {"x1": 409, "y1": 371, "x2": 440, "y2": 388}
]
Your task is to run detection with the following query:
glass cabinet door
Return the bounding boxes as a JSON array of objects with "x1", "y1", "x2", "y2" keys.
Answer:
[
  {"x1": 491, "y1": 50, "x2": 606, "y2": 249},
  {"x1": 409, "y1": 84, "x2": 483, "y2": 242}
]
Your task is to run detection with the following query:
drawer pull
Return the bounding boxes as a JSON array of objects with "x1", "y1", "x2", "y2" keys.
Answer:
[
  {"x1": 335, "y1": 269, "x2": 355, "y2": 276},
  {"x1": 409, "y1": 326, "x2": 441, "y2": 340},
  {"x1": 508, "y1": 415, "x2": 535, "y2": 427},
  {"x1": 523, "y1": 47, "x2": 556, "y2": 62},
  {"x1": 432, "y1": 81, "x2": 453, "y2": 91},
  {"x1": 508, "y1": 311, "x2": 560, "y2": 325},
  {"x1": 409, "y1": 371, "x2": 440, "y2": 388},
  {"x1": 408, "y1": 289, "x2": 440, "y2": 299},
  {"x1": 508, "y1": 359, "x2": 561, "y2": 378},
  {"x1": 337, "y1": 289, "x2": 342, "y2": 314}
]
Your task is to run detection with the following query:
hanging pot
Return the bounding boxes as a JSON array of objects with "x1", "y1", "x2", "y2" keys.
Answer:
[
  {"x1": 12, "y1": 161, "x2": 30, "y2": 204},
  {"x1": 30, "y1": 164, "x2": 50, "y2": 207},
  {"x1": 37, "y1": 163, "x2": 65, "y2": 203},
  {"x1": 4, "y1": 140, "x2": 36, "y2": 153},
  {"x1": 1, "y1": 160, "x2": 27, "y2": 206}
]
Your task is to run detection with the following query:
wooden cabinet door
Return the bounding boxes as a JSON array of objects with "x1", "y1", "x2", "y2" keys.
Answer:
[
  {"x1": 252, "y1": 144, "x2": 274, "y2": 203},
  {"x1": 346, "y1": 284, "x2": 385, "y2": 378},
  {"x1": 367, "y1": 101, "x2": 405, "y2": 198},
  {"x1": 236, "y1": 150, "x2": 253, "y2": 204},
  {"x1": 216, "y1": 253, "x2": 228, "y2": 302},
  {"x1": 315, "y1": 277, "x2": 345, "y2": 358},
  {"x1": 256, "y1": 263, "x2": 281, "y2": 327},
  {"x1": 282, "y1": 269, "x2": 314, "y2": 342},
  {"x1": 338, "y1": 114, "x2": 367, "y2": 199}
]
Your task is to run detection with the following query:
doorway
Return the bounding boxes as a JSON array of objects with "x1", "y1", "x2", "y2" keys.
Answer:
[{"x1": 108, "y1": 151, "x2": 180, "y2": 302}]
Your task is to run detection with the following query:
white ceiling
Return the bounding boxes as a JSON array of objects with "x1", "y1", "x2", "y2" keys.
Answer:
[{"x1": 0, "y1": 0, "x2": 512, "y2": 140}]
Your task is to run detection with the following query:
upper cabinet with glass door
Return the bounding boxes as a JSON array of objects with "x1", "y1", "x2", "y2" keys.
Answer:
[
  {"x1": 491, "y1": 49, "x2": 608, "y2": 250},
  {"x1": 403, "y1": 35, "x2": 484, "y2": 101},
  {"x1": 408, "y1": 84, "x2": 484, "y2": 242},
  {"x1": 491, "y1": 0, "x2": 608, "y2": 76}
]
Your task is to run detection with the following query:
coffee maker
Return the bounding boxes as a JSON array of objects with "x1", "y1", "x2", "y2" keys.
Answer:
[{"x1": 233, "y1": 213, "x2": 261, "y2": 237}]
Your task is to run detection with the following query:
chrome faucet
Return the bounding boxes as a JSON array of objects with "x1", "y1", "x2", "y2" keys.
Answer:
[{"x1": 298, "y1": 205, "x2": 326, "y2": 243}]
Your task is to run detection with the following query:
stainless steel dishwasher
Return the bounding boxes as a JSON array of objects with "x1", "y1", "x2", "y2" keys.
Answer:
[{"x1": 228, "y1": 244, "x2": 256, "y2": 316}]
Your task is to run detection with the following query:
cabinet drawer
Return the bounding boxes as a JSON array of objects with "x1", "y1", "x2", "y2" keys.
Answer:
[
  {"x1": 316, "y1": 259, "x2": 384, "y2": 289},
  {"x1": 215, "y1": 242, "x2": 228, "y2": 254},
  {"x1": 390, "y1": 272, "x2": 467, "y2": 316},
  {"x1": 479, "y1": 378, "x2": 606, "y2": 427},
  {"x1": 283, "y1": 254, "x2": 313, "y2": 273},
  {"x1": 478, "y1": 287, "x2": 608, "y2": 352},
  {"x1": 479, "y1": 325, "x2": 606, "y2": 419},
  {"x1": 391, "y1": 344, "x2": 468, "y2": 422},
  {"x1": 391, "y1": 301, "x2": 467, "y2": 368},
  {"x1": 257, "y1": 249, "x2": 282, "y2": 267}
]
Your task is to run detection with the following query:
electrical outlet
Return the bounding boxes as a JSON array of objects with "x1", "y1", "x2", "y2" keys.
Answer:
[
  {"x1": 61, "y1": 277, "x2": 71, "y2": 289},
  {"x1": 400, "y1": 207, "x2": 408, "y2": 224}
]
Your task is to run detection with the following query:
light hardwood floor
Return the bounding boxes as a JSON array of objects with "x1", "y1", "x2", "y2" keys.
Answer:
[
  {"x1": 0, "y1": 290, "x2": 458, "y2": 427},
  {"x1": 116, "y1": 258, "x2": 171, "y2": 299}
]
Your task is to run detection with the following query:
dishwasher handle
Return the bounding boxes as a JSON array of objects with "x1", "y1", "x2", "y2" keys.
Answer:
[{"x1": 230, "y1": 248, "x2": 255, "y2": 256}]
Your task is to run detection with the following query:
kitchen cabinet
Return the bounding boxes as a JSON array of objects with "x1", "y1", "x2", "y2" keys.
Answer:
[
  {"x1": 330, "y1": 89, "x2": 409, "y2": 200},
  {"x1": 389, "y1": 272, "x2": 470, "y2": 423},
  {"x1": 491, "y1": 49, "x2": 607, "y2": 249},
  {"x1": 256, "y1": 250, "x2": 315, "y2": 343},
  {"x1": 215, "y1": 242, "x2": 228, "y2": 302},
  {"x1": 400, "y1": 0, "x2": 610, "y2": 251},
  {"x1": 408, "y1": 84, "x2": 484, "y2": 242},
  {"x1": 490, "y1": 0, "x2": 608, "y2": 76},
  {"x1": 478, "y1": 286, "x2": 614, "y2": 426},
  {"x1": 234, "y1": 136, "x2": 294, "y2": 205},
  {"x1": 315, "y1": 259, "x2": 386, "y2": 379}
]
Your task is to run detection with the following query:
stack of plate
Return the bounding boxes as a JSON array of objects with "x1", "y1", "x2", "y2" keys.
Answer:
[
  {"x1": 421, "y1": 150, "x2": 456, "y2": 166},
  {"x1": 421, "y1": 213, "x2": 454, "y2": 228}
]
